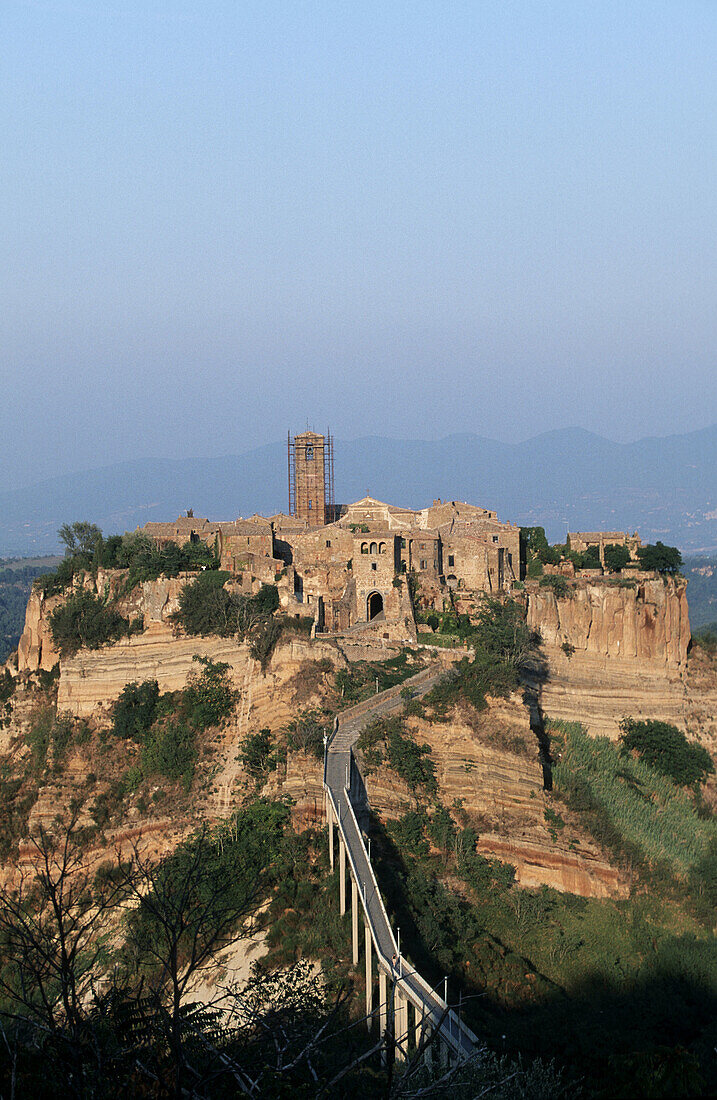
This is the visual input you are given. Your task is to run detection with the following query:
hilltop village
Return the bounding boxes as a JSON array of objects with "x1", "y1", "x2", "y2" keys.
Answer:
[
  {"x1": 3, "y1": 428, "x2": 716, "y2": 1098},
  {"x1": 139, "y1": 429, "x2": 638, "y2": 642}
]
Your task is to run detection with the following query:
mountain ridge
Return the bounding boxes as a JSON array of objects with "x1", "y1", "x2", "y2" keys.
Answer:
[{"x1": 2, "y1": 425, "x2": 715, "y2": 556}]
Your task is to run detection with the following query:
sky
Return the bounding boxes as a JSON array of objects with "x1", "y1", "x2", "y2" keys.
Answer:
[{"x1": 2, "y1": 0, "x2": 716, "y2": 489}]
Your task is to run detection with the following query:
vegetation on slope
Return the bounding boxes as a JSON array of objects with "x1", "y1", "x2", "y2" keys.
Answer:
[{"x1": 551, "y1": 719, "x2": 716, "y2": 879}]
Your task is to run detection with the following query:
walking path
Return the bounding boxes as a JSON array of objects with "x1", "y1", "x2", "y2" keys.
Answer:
[{"x1": 324, "y1": 665, "x2": 477, "y2": 1060}]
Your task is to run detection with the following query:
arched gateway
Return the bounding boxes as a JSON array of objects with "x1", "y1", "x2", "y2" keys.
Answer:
[{"x1": 367, "y1": 592, "x2": 384, "y2": 621}]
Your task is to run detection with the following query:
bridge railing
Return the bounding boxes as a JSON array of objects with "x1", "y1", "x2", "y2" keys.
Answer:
[{"x1": 341, "y1": 775, "x2": 397, "y2": 958}]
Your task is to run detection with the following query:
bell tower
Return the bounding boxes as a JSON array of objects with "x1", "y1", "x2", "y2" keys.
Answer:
[{"x1": 288, "y1": 429, "x2": 334, "y2": 526}]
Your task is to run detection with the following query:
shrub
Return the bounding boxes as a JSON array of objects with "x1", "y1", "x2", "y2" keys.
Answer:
[
  {"x1": 112, "y1": 680, "x2": 160, "y2": 741},
  {"x1": 49, "y1": 590, "x2": 130, "y2": 656},
  {"x1": 172, "y1": 572, "x2": 236, "y2": 636},
  {"x1": 142, "y1": 719, "x2": 197, "y2": 788},
  {"x1": 240, "y1": 728, "x2": 276, "y2": 777},
  {"x1": 250, "y1": 617, "x2": 284, "y2": 670},
  {"x1": 473, "y1": 597, "x2": 538, "y2": 672},
  {"x1": 285, "y1": 708, "x2": 330, "y2": 759},
  {"x1": 603, "y1": 544, "x2": 631, "y2": 573},
  {"x1": 386, "y1": 725, "x2": 437, "y2": 796},
  {"x1": 619, "y1": 718, "x2": 714, "y2": 788},
  {"x1": 637, "y1": 541, "x2": 683, "y2": 575},
  {"x1": 539, "y1": 574, "x2": 572, "y2": 599},
  {"x1": 181, "y1": 656, "x2": 236, "y2": 732}
]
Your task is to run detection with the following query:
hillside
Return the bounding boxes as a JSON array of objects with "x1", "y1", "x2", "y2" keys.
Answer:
[
  {"x1": 2, "y1": 558, "x2": 717, "y2": 1095},
  {"x1": 1, "y1": 423, "x2": 716, "y2": 557}
]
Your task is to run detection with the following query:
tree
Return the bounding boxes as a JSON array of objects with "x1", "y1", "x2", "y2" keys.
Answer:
[
  {"x1": 473, "y1": 597, "x2": 539, "y2": 673},
  {"x1": 619, "y1": 718, "x2": 714, "y2": 787},
  {"x1": 58, "y1": 522, "x2": 103, "y2": 561},
  {"x1": 637, "y1": 541, "x2": 683, "y2": 575},
  {"x1": 0, "y1": 816, "x2": 135, "y2": 1093},
  {"x1": 123, "y1": 803, "x2": 289, "y2": 1097},
  {"x1": 603, "y1": 543, "x2": 631, "y2": 573},
  {"x1": 48, "y1": 589, "x2": 130, "y2": 656}
]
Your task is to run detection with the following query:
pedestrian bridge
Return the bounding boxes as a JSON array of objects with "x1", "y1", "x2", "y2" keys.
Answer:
[{"x1": 323, "y1": 665, "x2": 478, "y2": 1064}]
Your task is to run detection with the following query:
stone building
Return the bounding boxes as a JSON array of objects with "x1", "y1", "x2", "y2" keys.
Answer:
[
  {"x1": 139, "y1": 475, "x2": 519, "y2": 640},
  {"x1": 568, "y1": 531, "x2": 642, "y2": 566}
]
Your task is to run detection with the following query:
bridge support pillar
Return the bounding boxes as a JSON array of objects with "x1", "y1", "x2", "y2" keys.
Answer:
[
  {"x1": 378, "y1": 967, "x2": 388, "y2": 1060},
  {"x1": 364, "y1": 919, "x2": 372, "y2": 1029},
  {"x1": 395, "y1": 987, "x2": 408, "y2": 1063},
  {"x1": 421, "y1": 1022, "x2": 433, "y2": 1067},
  {"x1": 351, "y1": 877, "x2": 359, "y2": 965},
  {"x1": 327, "y1": 796, "x2": 334, "y2": 870},
  {"x1": 339, "y1": 836, "x2": 346, "y2": 915}
]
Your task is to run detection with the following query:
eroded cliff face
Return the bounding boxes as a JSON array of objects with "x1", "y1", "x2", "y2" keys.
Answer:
[
  {"x1": 527, "y1": 576, "x2": 690, "y2": 666},
  {"x1": 16, "y1": 572, "x2": 190, "y2": 675},
  {"x1": 526, "y1": 577, "x2": 692, "y2": 738},
  {"x1": 347, "y1": 696, "x2": 625, "y2": 899}
]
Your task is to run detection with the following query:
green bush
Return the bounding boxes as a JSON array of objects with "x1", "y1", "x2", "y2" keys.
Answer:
[
  {"x1": 49, "y1": 589, "x2": 130, "y2": 656},
  {"x1": 172, "y1": 572, "x2": 236, "y2": 636},
  {"x1": 603, "y1": 544, "x2": 631, "y2": 573},
  {"x1": 539, "y1": 574, "x2": 572, "y2": 599},
  {"x1": 386, "y1": 724, "x2": 437, "y2": 796},
  {"x1": 285, "y1": 708, "x2": 330, "y2": 759},
  {"x1": 240, "y1": 728, "x2": 276, "y2": 777},
  {"x1": 637, "y1": 541, "x2": 683, "y2": 575},
  {"x1": 249, "y1": 616, "x2": 284, "y2": 670},
  {"x1": 181, "y1": 656, "x2": 236, "y2": 732},
  {"x1": 142, "y1": 719, "x2": 197, "y2": 788},
  {"x1": 112, "y1": 680, "x2": 160, "y2": 741},
  {"x1": 619, "y1": 718, "x2": 714, "y2": 788}
]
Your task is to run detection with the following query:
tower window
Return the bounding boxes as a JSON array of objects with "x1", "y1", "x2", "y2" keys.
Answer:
[
  {"x1": 308, "y1": 500, "x2": 312, "y2": 510},
  {"x1": 448, "y1": 554, "x2": 455, "y2": 567},
  {"x1": 306, "y1": 445, "x2": 314, "y2": 459}
]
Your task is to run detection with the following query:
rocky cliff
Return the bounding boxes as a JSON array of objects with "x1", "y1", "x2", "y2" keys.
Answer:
[{"x1": 526, "y1": 576, "x2": 692, "y2": 738}]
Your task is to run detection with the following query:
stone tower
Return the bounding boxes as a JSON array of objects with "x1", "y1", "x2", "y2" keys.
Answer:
[{"x1": 287, "y1": 429, "x2": 334, "y2": 526}]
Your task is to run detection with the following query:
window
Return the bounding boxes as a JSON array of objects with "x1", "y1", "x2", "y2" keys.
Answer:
[
  {"x1": 448, "y1": 554, "x2": 455, "y2": 567},
  {"x1": 378, "y1": 542, "x2": 386, "y2": 554},
  {"x1": 400, "y1": 537, "x2": 406, "y2": 548},
  {"x1": 420, "y1": 559, "x2": 427, "y2": 570},
  {"x1": 371, "y1": 562, "x2": 377, "y2": 571},
  {"x1": 361, "y1": 543, "x2": 369, "y2": 554},
  {"x1": 370, "y1": 542, "x2": 377, "y2": 554},
  {"x1": 492, "y1": 535, "x2": 498, "y2": 543},
  {"x1": 308, "y1": 500, "x2": 313, "y2": 510},
  {"x1": 306, "y1": 444, "x2": 314, "y2": 459},
  {"x1": 326, "y1": 540, "x2": 331, "y2": 547}
]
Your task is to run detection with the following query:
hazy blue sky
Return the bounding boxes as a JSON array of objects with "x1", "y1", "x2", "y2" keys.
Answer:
[{"x1": 3, "y1": 1, "x2": 716, "y2": 488}]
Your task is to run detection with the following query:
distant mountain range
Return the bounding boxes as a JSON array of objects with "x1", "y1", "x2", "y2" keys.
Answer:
[{"x1": 1, "y1": 425, "x2": 716, "y2": 557}]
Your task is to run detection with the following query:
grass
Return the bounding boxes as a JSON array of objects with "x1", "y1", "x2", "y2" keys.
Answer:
[{"x1": 550, "y1": 719, "x2": 716, "y2": 876}]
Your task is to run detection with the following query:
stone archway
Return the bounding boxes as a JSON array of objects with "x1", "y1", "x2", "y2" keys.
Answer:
[{"x1": 367, "y1": 591, "x2": 384, "y2": 621}]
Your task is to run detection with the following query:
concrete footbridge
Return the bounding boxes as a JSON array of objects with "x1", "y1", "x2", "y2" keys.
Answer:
[{"x1": 323, "y1": 664, "x2": 478, "y2": 1064}]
